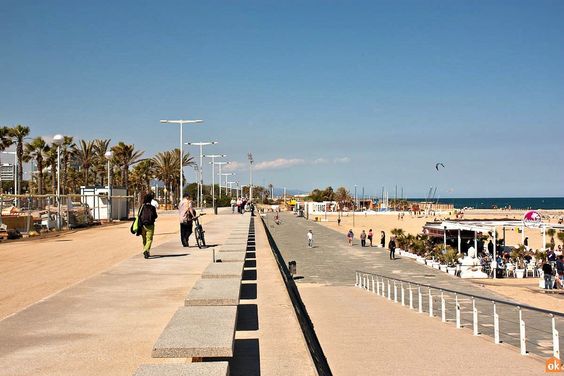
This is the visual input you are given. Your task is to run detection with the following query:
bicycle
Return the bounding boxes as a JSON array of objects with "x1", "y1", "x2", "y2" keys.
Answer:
[{"x1": 194, "y1": 213, "x2": 206, "y2": 249}]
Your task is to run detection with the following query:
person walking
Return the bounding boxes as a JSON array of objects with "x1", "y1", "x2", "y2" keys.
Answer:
[
  {"x1": 337, "y1": 217, "x2": 341, "y2": 226},
  {"x1": 542, "y1": 261, "x2": 554, "y2": 289},
  {"x1": 360, "y1": 230, "x2": 367, "y2": 247},
  {"x1": 307, "y1": 230, "x2": 313, "y2": 248},
  {"x1": 179, "y1": 193, "x2": 196, "y2": 247},
  {"x1": 140, "y1": 192, "x2": 158, "y2": 259},
  {"x1": 388, "y1": 237, "x2": 396, "y2": 260},
  {"x1": 368, "y1": 229, "x2": 373, "y2": 247},
  {"x1": 380, "y1": 231, "x2": 386, "y2": 248},
  {"x1": 347, "y1": 229, "x2": 354, "y2": 246}
]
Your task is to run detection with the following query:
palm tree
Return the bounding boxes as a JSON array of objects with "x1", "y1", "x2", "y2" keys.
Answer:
[
  {"x1": 558, "y1": 232, "x2": 564, "y2": 247},
  {"x1": 23, "y1": 137, "x2": 49, "y2": 194},
  {"x1": 0, "y1": 126, "x2": 13, "y2": 151},
  {"x1": 92, "y1": 139, "x2": 111, "y2": 186},
  {"x1": 8, "y1": 125, "x2": 30, "y2": 195},
  {"x1": 44, "y1": 146, "x2": 58, "y2": 194},
  {"x1": 60, "y1": 136, "x2": 75, "y2": 194},
  {"x1": 73, "y1": 140, "x2": 95, "y2": 186},
  {"x1": 547, "y1": 228, "x2": 556, "y2": 249},
  {"x1": 111, "y1": 142, "x2": 144, "y2": 188},
  {"x1": 153, "y1": 148, "x2": 194, "y2": 205},
  {"x1": 131, "y1": 159, "x2": 155, "y2": 193}
]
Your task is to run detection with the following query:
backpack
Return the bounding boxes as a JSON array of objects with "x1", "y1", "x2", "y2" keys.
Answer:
[{"x1": 139, "y1": 204, "x2": 154, "y2": 225}]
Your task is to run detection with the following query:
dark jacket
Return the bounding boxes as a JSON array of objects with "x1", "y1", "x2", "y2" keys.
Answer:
[
  {"x1": 140, "y1": 203, "x2": 158, "y2": 226},
  {"x1": 388, "y1": 240, "x2": 396, "y2": 250},
  {"x1": 542, "y1": 263, "x2": 553, "y2": 275}
]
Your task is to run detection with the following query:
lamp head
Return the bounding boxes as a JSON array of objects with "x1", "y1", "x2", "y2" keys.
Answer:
[
  {"x1": 52, "y1": 134, "x2": 64, "y2": 146},
  {"x1": 104, "y1": 151, "x2": 113, "y2": 160}
]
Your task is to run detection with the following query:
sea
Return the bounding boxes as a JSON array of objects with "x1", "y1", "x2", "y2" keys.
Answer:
[{"x1": 410, "y1": 197, "x2": 564, "y2": 210}]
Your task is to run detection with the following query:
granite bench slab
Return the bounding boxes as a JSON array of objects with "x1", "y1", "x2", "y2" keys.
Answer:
[
  {"x1": 202, "y1": 262, "x2": 244, "y2": 279},
  {"x1": 152, "y1": 306, "x2": 237, "y2": 358},
  {"x1": 217, "y1": 246, "x2": 247, "y2": 252},
  {"x1": 215, "y1": 252, "x2": 246, "y2": 263},
  {"x1": 134, "y1": 363, "x2": 229, "y2": 376},
  {"x1": 185, "y1": 278, "x2": 241, "y2": 306}
]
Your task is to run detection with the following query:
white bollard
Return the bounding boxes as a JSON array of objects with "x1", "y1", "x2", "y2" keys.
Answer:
[
  {"x1": 441, "y1": 291, "x2": 446, "y2": 323},
  {"x1": 552, "y1": 316, "x2": 560, "y2": 360},
  {"x1": 394, "y1": 281, "x2": 398, "y2": 303},
  {"x1": 418, "y1": 286, "x2": 423, "y2": 313},
  {"x1": 493, "y1": 302, "x2": 500, "y2": 344},
  {"x1": 472, "y1": 297, "x2": 479, "y2": 336},
  {"x1": 409, "y1": 284, "x2": 414, "y2": 310},
  {"x1": 371, "y1": 276, "x2": 375, "y2": 293},
  {"x1": 376, "y1": 277, "x2": 381, "y2": 296},
  {"x1": 428, "y1": 288, "x2": 433, "y2": 317},
  {"x1": 387, "y1": 280, "x2": 391, "y2": 301},
  {"x1": 401, "y1": 283, "x2": 405, "y2": 306},
  {"x1": 355, "y1": 272, "x2": 359, "y2": 287},
  {"x1": 455, "y1": 294, "x2": 461, "y2": 329},
  {"x1": 519, "y1": 307, "x2": 527, "y2": 356}
]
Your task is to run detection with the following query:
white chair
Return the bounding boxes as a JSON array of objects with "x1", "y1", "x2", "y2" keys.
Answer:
[
  {"x1": 505, "y1": 264, "x2": 515, "y2": 278},
  {"x1": 525, "y1": 264, "x2": 536, "y2": 277}
]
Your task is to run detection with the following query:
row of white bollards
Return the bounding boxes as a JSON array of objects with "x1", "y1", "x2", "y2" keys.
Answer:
[{"x1": 355, "y1": 272, "x2": 561, "y2": 360}]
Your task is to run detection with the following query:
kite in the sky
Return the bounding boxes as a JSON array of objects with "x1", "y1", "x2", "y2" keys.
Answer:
[{"x1": 435, "y1": 163, "x2": 445, "y2": 171}]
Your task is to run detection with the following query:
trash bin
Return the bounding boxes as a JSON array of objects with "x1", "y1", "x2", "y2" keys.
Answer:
[{"x1": 288, "y1": 261, "x2": 297, "y2": 276}]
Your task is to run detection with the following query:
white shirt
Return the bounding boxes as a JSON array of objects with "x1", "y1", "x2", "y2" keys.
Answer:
[
  {"x1": 151, "y1": 199, "x2": 159, "y2": 209},
  {"x1": 307, "y1": 232, "x2": 313, "y2": 240}
]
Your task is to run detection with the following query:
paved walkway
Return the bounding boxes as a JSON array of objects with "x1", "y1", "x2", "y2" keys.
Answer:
[
  {"x1": 265, "y1": 212, "x2": 557, "y2": 372},
  {"x1": 0, "y1": 213, "x2": 315, "y2": 376}
]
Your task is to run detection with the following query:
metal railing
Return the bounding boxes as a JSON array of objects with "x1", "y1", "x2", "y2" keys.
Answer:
[{"x1": 355, "y1": 271, "x2": 562, "y2": 360}]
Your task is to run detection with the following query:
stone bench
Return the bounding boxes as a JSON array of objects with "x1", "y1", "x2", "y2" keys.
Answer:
[
  {"x1": 152, "y1": 306, "x2": 237, "y2": 358},
  {"x1": 202, "y1": 262, "x2": 244, "y2": 279},
  {"x1": 185, "y1": 278, "x2": 241, "y2": 306},
  {"x1": 217, "y1": 246, "x2": 248, "y2": 252},
  {"x1": 133, "y1": 363, "x2": 229, "y2": 376},
  {"x1": 215, "y1": 252, "x2": 246, "y2": 263}
]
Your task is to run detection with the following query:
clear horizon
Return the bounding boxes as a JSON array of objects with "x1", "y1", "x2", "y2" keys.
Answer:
[{"x1": 2, "y1": 1, "x2": 563, "y2": 197}]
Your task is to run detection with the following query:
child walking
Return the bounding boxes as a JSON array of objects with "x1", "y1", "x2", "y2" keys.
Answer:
[{"x1": 307, "y1": 230, "x2": 314, "y2": 248}]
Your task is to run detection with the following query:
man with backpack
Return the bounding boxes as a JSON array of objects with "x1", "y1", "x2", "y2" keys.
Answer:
[
  {"x1": 179, "y1": 193, "x2": 197, "y2": 247},
  {"x1": 140, "y1": 192, "x2": 158, "y2": 259}
]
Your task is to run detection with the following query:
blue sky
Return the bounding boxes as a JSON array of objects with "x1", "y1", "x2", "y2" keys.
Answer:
[{"x1": 1, "y1": 0, "x2": 563, "y2": 197}]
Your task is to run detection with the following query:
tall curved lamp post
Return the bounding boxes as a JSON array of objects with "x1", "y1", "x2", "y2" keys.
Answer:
[
  {"x1": 104, "y1": 151, "x2": 113, "y2": 222},
  {"x1": 52, "y1": 134, "x2": 64, "y2": 229},
  {"x1": 160, "y1": 119, "x2": 204, "y2": 205},
  {"x1": 186, "y1": 141, "x2": 218, "y2": 209},
  {"x1": 204, "y1": 154, "x2": 226, "y2": 212}
]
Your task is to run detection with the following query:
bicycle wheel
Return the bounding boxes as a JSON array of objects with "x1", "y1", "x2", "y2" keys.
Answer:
[
  {"x1": 198, "y1": 226, "x2": 206, "y2": 247},
  {"x1": 195, "y1": 229, "x2": 202, "y2": 249}
]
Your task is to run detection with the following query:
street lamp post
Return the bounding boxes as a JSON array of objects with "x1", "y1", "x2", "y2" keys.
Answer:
[
  {"x1": 104, "y1": 151, "x2": 113, "y2": 222},
  {"x1": 221, "y1": 173, "x2": 235, "y2": 195},
  {"x1": 186, "y1": 141, "x2": 217, "y2": 208},
  {"x1": 210, "y1": 161, "x2": 229, "y2": 200},
  {"x1": 204, "y1": 154, "x2": 226, "y2": 212},
  {"x1": 353, "y1": 184, "x2": 357, "y2": 228},
  {"x1": 247, "y1": 153, "x2": 253, "y2": 201},
  {"x1": 53, "y1": 135, "x2": 64, "y2": 229},
  {"x1": 160, "y1": 119, "x2": 204, "y2": 205}
]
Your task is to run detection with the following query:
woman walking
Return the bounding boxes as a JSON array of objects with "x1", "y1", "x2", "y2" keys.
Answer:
[
  {"x1": 140, "y1": 192, "x2": 158, "y2": 259},
  {"x1": 347, "y1": 229, "x2": 354, "y2": 246},
  {"x1": 368, "y1": 229, "x2": 373, "y2": 247},
  {"x1": 380, "y1": 231, "x2": 386, "y2": 248}
]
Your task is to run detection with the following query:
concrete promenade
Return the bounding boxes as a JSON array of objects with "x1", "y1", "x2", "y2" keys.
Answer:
[
  {"x1": 265, "y1": 212, "x2": 554, "y2": 375},
  {"x1": 0, "y1": 212, "x2": 315, "y2": 376}
]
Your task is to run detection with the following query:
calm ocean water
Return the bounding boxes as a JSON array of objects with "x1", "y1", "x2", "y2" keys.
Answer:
[{"x1": 409, "y1": 197, "x2": 564, "y2": 210}]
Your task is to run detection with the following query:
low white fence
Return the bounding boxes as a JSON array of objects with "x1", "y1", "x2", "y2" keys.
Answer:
[{"x1": 355, "y1": 271, "x2": 562, "y2": 360}]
